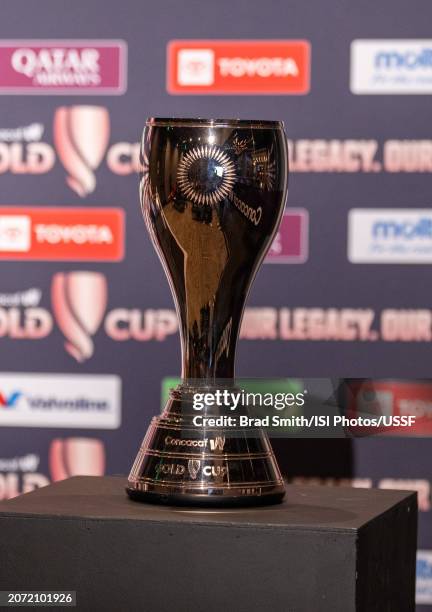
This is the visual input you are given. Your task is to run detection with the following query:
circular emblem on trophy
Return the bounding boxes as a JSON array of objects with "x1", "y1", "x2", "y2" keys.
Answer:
[{"x1": 177, "y1": 145, "x2": 236, "y2": 206}]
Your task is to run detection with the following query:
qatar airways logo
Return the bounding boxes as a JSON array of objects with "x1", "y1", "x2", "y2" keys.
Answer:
[{"x1": 0, "y1": 40, "x2": 127, "y2": 94}]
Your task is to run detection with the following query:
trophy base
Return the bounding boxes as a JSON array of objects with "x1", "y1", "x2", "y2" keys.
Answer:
[
  {"x1": 126, "y1": 402, "x2": 286, "y2": 508},
  {"x1": 125, "y1": 486, "x2": 285, "y2": 507}
]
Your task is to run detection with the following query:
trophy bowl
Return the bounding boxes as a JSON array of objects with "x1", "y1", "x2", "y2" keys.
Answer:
[{"x1": 127, "y1": 118, "x2": 288, "y2": 506}]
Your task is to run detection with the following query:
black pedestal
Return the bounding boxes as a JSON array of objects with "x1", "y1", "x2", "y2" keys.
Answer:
[{"x1": 0, "y1": 476, "x2": 417, "y2": 612}]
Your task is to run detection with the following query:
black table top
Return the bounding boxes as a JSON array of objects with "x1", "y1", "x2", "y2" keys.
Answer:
[{"x1": 0, "y1": 476, "x2": 416, "y2": 533}]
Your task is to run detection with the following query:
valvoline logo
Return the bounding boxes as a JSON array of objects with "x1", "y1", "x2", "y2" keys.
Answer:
[
  {"x1": 0, "y1": 390, "x2": 21, "y2": 407},
  {"x1": 373, "y1": 218, "x2": 432, "y2": 239}
]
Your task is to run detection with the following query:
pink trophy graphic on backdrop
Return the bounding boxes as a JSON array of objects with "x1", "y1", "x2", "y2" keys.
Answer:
[
  {"x1": 51, "y1": 271, "x2": 108, "y2": 362},
  {"x1": 49, "y1": 438, "x2": 106, "y2": 482},
  {"x1": 53, "y1": 105, "x2": 110, "y2": 197}
]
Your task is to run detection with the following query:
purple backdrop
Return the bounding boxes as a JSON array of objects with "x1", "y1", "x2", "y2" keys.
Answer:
[{"x1": 0, "y1": 0, "x2": 431, "y2": 607}]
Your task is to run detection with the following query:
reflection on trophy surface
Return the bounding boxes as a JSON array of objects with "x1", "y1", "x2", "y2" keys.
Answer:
[{"x1": 127, "y1": 118, "x2": 288, "y2": 506}]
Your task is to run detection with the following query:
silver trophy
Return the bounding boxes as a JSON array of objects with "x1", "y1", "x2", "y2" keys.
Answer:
[{"x1": 127, "y1": 118, "x2": 288, "y2": 506}]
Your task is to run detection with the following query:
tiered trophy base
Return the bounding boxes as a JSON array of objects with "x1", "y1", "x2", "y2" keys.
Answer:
[{"x1": 126, "y1": 404, "x2": 286, "y2": 507}]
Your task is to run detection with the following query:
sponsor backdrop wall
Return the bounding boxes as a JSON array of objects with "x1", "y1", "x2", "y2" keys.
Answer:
[{"x1": 0, "y1": 0, "x2": 432, "y2": 606}]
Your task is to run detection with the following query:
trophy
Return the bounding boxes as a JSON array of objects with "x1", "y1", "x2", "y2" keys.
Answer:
[{"x1": 127, "y1": 118, "x2": 288, "y2": 506}]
